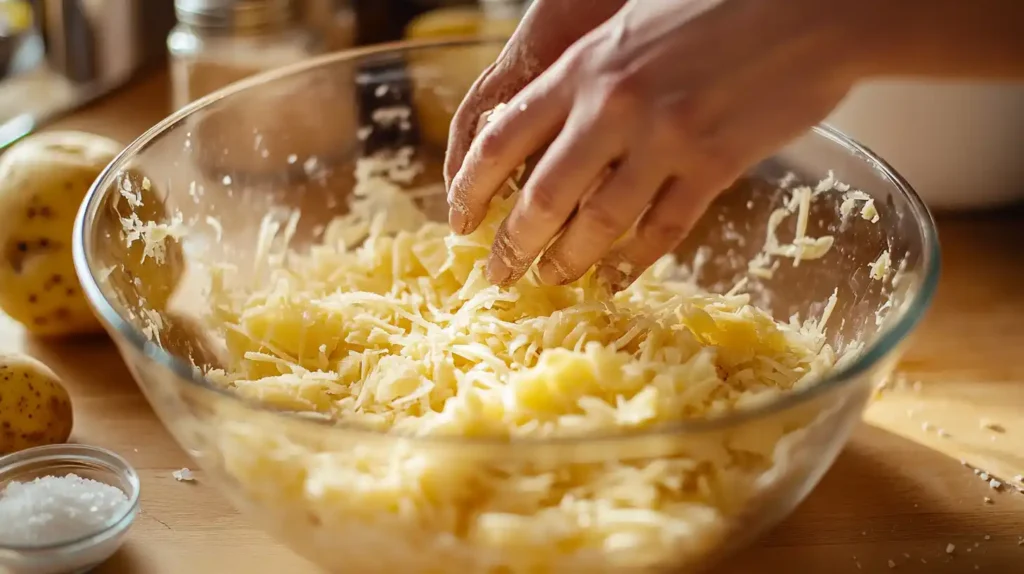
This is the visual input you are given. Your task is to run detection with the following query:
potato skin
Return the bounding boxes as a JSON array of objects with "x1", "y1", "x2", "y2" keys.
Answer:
[
  {"x1": 0, "y1": 352, "x2": 74, "y2": 455},
  {"x1": 0, "y1": 131, "x2": 123, "y2": 336}
]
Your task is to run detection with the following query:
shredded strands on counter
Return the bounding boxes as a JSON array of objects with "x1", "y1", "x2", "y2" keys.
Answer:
[{"x1": 196, "y1": 151, "x2": 863, "y2": 573}]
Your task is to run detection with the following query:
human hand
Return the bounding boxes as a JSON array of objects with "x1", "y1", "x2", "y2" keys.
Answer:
[
  {"x1": 443, "y1": 0, "x2": 627, "y2": 195},
  {"x1": 447, "y1": 0, "x2": 880, "y2": 290}
]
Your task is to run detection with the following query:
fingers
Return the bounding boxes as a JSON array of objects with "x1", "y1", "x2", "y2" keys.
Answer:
[
  {"x1": 448, "y1": 71, "x2": 571, "y2": 235},
  {"x1": 485, "y1": 110, "x2": 623, "y2": 285},
  {"x1": 535, "y1": 157, "x2": 667, "y2": 285},
  {"x1": 595, "y1": 175, "x2": 727, "y2": 292},
  {"x1": 443, "y1": 63, "x2": 504, "y2": 190}
]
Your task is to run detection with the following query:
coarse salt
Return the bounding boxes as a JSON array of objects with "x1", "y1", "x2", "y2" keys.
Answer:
[
  {"x1": 172, "y1": 468, "x2": 195, "y2": 482},
  {"x1": 0, "y1": 474, "x2": 129, "y2": 546}
]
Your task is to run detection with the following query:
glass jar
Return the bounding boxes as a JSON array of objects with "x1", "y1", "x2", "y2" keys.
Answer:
[
  {"x1": 167, "y1": 0, "x2": 323, "y2": 110},
  {"x1": 297, "y1": 0, "x2": 356, "y2": 53}
]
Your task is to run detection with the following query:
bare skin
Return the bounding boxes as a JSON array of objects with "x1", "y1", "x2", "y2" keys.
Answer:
[{"x1": 445, "y1": 0, "x2": 1024, "y2": 290}]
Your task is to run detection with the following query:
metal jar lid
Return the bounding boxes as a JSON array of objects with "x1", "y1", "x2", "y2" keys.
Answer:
[{"x1": 175, "y1": 0, "x2": 296, "y2": 30}]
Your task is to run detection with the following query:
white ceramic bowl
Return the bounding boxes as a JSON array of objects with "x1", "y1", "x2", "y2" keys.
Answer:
[{"x1": 827, "y1": 81, "x2": 1024, "y2": 211}]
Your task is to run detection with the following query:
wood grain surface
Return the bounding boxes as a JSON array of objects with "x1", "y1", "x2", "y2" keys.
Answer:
[{"x1": 1, "y1": 71, "x2": 1022, "y2": 573}]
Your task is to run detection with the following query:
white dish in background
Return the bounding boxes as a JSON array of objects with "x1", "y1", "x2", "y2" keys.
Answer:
[{"x1": 827, "y1": 81, "x2": 1024, "y2": 211}]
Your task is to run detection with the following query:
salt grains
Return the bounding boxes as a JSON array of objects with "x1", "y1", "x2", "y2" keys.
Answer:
[{"x1": 0, "y1": 474, "x2": 129, "y2": 546}]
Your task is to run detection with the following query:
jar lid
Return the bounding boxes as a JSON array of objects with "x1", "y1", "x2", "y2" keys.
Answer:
[{"x1": 175, "y1": 0, "x2": 296, "y2": 30}]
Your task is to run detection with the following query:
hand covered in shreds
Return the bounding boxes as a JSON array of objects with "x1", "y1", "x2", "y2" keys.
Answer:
[
  {"x1": 443, "y1": 0, "x2": 628, "y2": 196},
  {"x1": 445, "y1": 0, "x2": 876, "y2": 291}
]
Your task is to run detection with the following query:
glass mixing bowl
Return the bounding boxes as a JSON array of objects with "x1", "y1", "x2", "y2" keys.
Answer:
[{"x1": 72, "y1": 39, "x2": 939, "y2": 573}]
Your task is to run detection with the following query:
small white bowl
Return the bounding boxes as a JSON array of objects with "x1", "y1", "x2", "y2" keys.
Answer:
[{"x1": 0, "y1": 444, "x2": 140, "y2": 574}]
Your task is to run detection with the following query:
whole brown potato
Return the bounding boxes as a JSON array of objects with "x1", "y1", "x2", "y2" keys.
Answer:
[{"x1": 0, "y1": 352, "x2": 74, "y2": 455}]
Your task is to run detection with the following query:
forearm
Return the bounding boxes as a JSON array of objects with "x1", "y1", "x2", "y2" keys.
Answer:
[{"x1": 864, "y1": 0, "x2": 1024, "y2": 80}]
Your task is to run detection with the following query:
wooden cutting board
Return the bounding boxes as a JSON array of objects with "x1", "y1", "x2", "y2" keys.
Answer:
[
  {"x1": 865, "y1": 378, "x2": 1024, "y2": 492},
  {"x1": 863, "y1": 205, "x2": 1024, "y2": 496}
]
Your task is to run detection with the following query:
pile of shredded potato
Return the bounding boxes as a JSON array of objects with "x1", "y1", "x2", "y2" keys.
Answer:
[{"x1": 198, "y1": 149, "x2": 856, "y2": 572}]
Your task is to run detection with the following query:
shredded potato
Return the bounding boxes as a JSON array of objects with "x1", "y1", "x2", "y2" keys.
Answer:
[{"x1": 199, "y1": 151, "x2": 858, "y2": 572}]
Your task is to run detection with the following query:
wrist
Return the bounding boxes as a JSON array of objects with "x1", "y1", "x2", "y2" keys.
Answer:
[
  {"x1": 842, "y1": 0, "x2": 1024, "y2": 80},
  {"x1": 824, "y1": 0, "x2": 919, "y2": 80}
]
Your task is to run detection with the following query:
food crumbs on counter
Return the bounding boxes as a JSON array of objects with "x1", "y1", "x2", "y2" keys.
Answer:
[
  {"x1": 0, "y1": 474, "x2": 128, "y2": 545},
  {"x1": 989, "y1": 478, "x2": 1002, "y2": 490},
  {"x1": 984, "y1": 535, "x2": 991, "y2": 540},
  {"x1": 922, "y1": 422, "x2": 935, "y2": 432},
  {"x1": 888, "y1": 559, "x2": 896, "y2": 568},
  {"x1": 979, "y1": 419, "x2": 1005, "y2": 433},
  {"x1": 984, "y1": 497, "x2": 993, "y2": 504},
  {"x1": 172, "y1": 468, "x2": 195, "y2": 482},
  {"x1": 937, "y1": 428, "x2": 950, "y2": 438},
  {"x1": 947, "y1": 543, "x2": 956, "y2": 554}
]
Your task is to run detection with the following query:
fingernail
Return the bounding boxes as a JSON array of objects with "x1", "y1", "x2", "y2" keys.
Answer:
[
  {"x1": 449, "y1": 208, "x2": 468, "y2": 235},
  {"x1": 536, "y1": 257, "x2": 569, "y2": 286},
  {"x1": 596, "y1": 264, "x2": 629, "y2": 293},
  {"x1": 486, "y1": 255, "x2": 512, "y2": 285}
]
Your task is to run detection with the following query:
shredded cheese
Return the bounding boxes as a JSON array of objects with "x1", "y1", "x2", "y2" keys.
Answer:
[
  {"x1": 870, "y1": 250, "x2": 891, "y2": 281},
  {"x1": 196, "y1": 151, "x2": 864, "y2": 573}
]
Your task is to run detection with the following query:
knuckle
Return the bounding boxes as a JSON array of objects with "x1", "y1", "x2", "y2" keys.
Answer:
[
  {"x1": 580, "y1": 203, "x2": 625, "y2": 238},
  {"x1": 650, "y1": 121, "x2": 685, "y2": 152},
  {"x1": 696, "y1": 142, "x2": 742, "y2": 182},
  {"x1": 638, "y1": 212, "x2": 690, "y2": 248},
  {"x1": 589, "y1": 74, "x2": 644, "y2": 118},
  {"x1": 560, "y1": 43, "x2": 588, "y2": 76},
  {"x1": 472, "y1": 127, "x2": 506, "y2": 164},
  {"x1": 523, "y1": 184, "x2": 562, "y2": 220},
  {"x1": 664, "y1": 101, "x2": 708, "y2": 146},
  {"x1": 663, "y1": 103, "x2": 742, "y2": 179}
]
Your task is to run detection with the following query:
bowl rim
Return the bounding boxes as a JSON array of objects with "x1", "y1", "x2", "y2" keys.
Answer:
[
  {"x1": 72, "y1": 38, "x2": 941, "y2": 446},
  {"x1": 0, "y1": 443, "x2": 141, "y2": 553}
]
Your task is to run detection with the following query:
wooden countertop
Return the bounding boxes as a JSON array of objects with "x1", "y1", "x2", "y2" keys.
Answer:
[{"x1": 2, "y1": 71, "x2": 1023, "y2": 573}]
